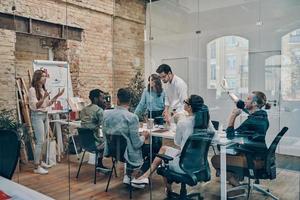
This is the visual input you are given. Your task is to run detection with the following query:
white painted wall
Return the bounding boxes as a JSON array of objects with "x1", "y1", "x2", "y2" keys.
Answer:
[{"x1": 145, "y1": 0, "x2": 300, "y2": 156}]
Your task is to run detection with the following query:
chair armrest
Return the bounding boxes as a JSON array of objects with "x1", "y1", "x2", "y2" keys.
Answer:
[
  {"x1": 234, "y1": 146, "x2": 255, "y2": 154},
  {"x1": 250, "y1": 135, "x2": 264, "y2": 142},
  {"x1": 156, "y1": 154, "x2": 174, "y2": 163}
]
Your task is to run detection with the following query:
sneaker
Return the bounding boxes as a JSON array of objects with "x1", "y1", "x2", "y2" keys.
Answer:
[
  {"x1": 131, "y1": 183, "x2": 145, "y2": 189},
  {"x1": 131, "y1": 177, "x2": 149, "y2": 185},
  {"x1": 123, "y1": 175, "x2": 131, "y2": 185},
  {"x1": 41, "y1": 161, "x2": 54, "y2": 169},
  {"x1": 33, "y1": 166, "x2": 48, "y2": 175},
  {"x1": 96, "y1": 166, "x2": 112, "y2": 175}
]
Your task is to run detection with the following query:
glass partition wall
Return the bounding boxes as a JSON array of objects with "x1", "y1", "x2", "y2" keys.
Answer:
[
  {"x1": 147, "y1": 0, "x2": 300, "y2": 199},
  {"x1": 9, "y1": 0, "x2": 72, "y2": 199},
  {"x1": 1, "y1": 0, "x2": 300, "y2": 199}
]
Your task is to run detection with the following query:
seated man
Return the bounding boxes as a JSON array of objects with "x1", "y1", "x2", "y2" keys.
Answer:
[
  {"x1": 102, "y1": 88, "x2": 149, "y2": 187},
  {"x1": 211, "y1": 91, "x2": 271, "y2": 187},
  {"x1": 80, "y1": 89, "x2": 110, "y2": 173}
]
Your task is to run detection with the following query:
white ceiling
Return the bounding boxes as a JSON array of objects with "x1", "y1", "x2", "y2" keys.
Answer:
[{"x1": 151, "y1": 0, "x2": 258, "y2": 13}]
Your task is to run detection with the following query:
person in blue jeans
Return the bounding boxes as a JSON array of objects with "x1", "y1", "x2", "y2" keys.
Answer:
[
  {"x1": 29, "y1": 69, "x2": 64, "y2": 175},
  {"x1": 134, "y1": 74, "x2": 165, "y2": 173}
]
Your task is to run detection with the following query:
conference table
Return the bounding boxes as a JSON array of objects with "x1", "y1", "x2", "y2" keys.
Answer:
[
  {"x1": 51, "y1": 120, "x2": 244, "y2": 200},
  {"x1": 140, "y1": 125, "x2": 246, "y2": 200},
  {"x1": 0, "y1": 176, "x2": 54, "y2": 200}
]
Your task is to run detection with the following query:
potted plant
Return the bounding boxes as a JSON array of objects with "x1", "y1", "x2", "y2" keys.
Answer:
[
  {"x1": 0, "y1": 109, "x2": 21, "y2": 131},
  {"x1": 127, "y1": 70, "x2": 145, "y2": 112}
]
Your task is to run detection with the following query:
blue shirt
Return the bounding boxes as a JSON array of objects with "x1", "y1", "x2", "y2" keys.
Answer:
[
  {"x1": 134, "y1": 88, "x2": 165, "y2": 117},
  {"x1": 102, "y1": 106, "x2": 145, "y2": 167}
]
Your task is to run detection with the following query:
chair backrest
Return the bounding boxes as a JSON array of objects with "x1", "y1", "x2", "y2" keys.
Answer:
[
  {"x1": 0, "y1": 129, "x2": 20, "y2": 179},
  {"x1": 265, "y1": 127, "x2": 288, "y2": 176},
  {"x1": 77, "y1": 128, "x2": 98, "y2": 152},
  {"x1": 179, "y1": 130, "x2": 214, "y2": 180},
  {"x1": 211, "y1": 120, "x2": 219, "y2": 130},
  {"x1": 105, "y1": 134, "x2": 127, "y2": 163}
]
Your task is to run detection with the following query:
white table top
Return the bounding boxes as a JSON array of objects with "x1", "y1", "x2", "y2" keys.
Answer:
[
  {"x1": 0, "y1": 176, "x2": 54, "y2": 200},
  {"x1": 50, "y1": 119, "x2": 81, "y2": 128}
]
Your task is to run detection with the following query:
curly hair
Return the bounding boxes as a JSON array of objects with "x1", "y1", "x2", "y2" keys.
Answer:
[{"x1": 147, "y1": 74, "x2": 163, "y2": 97}]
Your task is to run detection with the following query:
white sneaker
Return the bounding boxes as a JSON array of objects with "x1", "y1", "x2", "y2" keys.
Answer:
[
  {"x1": 123, "y1": 175, "x2": 130, "y2": 185},
  {"x1": 41, "y1": 161, "x2": 54, "y2": 169},
  {"x1": 131, "y1": 183, "x2": 146, "y2": 189},
  {"x1": 33, "y1": 166, "x2": 48, "y2": 175},
  {"x1": 131, "y1": 177, "x2": 149, "y2": 185}
]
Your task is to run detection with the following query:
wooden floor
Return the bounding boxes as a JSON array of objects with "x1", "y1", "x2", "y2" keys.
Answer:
[{"x1": 12, "y1": 154, "x2": 300, "y2": 200}]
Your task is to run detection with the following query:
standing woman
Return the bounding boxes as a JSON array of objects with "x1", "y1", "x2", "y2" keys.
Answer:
[
  {"x1": 28, "y1": 69, "x2": 64, "y2": 174},
  {"x1": 134, "y1": 73, "x2": 165, "y2": 120},
  {"x1": 134, "y1": 74, "x2": 165, "y2": 173}
]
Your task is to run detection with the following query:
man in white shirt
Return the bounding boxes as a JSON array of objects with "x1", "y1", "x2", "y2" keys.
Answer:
[{"x1": 156, "y1": 64, "x2": 188, "y2": 124}]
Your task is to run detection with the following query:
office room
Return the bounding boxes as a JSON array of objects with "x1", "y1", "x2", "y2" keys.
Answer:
[{"x1": 0, "y1": 0, "x2": 299, "y2": 199}]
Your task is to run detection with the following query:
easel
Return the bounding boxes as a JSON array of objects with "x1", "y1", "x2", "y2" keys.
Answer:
[{"x1": 16, "y1": 77, "x2": 35, "y2": 162}]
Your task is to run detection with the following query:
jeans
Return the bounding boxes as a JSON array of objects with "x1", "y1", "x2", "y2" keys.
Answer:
[{"x1": 31, "y1": 111, "x2": 49, "y2": 165}]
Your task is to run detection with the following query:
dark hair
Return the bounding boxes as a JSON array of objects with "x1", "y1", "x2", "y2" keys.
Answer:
[
  {"x1": 194, "y1": 104, "x2": 210, "y2": 130},
  {"x1": 187, "y1": 95, "x2": 204, "y2": 113},
  {"x1": 31, "y1": 69, "x2": 46, "y2": 100},
  {"x1": 89, "y1": 89, "x2": 104, "y2": 102},
  {"x1": 156, "y1": 64, "x2": 172, "y2": 74},
  {"x1": 117, "y1": 88, "x2": 131, "y2": 104},
  {"x1": 252, "y1": 91, "x2": 271, "y2": 110},
  {"x1": 147, "y1": 74, "x2": 163, "y2": 97}
]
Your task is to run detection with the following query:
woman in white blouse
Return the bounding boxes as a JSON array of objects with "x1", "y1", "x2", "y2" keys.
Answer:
[
  {"x1": 132, "y1": 95, "x2": 211, "y2": 192},
  {"x1": 28, "y1": 69, "x2": 64, "y2": 174}
]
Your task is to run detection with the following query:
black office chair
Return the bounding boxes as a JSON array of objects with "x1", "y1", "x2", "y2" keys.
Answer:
[
  {"x1": 157, "y1": 130, "x2": 214, "y2": 200},
  {"x1": 105, "y1": 133, "x2": 138, "y2": 199},
  {"x1": 76, "y1": 128, "x2": 102, "y2": 184},
  {"x1": 0, "y1": 129, "x2": 20, "y2": 179},
  {"x1": 227, "y1": 127, "x2": 289, "y2": 200}
]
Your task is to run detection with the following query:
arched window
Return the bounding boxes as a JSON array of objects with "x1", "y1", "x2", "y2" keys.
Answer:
[
  {"x1": 207, "y1": 36, "x2": 249, "y2": 98},
  {"x1": 281, "y1": 29, "x2": 300, "y2": 100}
]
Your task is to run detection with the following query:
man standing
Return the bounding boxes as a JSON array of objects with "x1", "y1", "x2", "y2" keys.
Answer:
[
  {"x1": 102, "y1": 88, "x2": 149, "y2": 186},
  {"x1": 156, "y1": 64, "x2": 188, "y2": 124},
  {"x1": 80, "y1": 89, "x2": 110, "y2": 173}
]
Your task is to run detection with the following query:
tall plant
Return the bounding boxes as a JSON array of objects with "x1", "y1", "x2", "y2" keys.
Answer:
[{"x1": 128, "y1": 70, "x2": 145, "y2": 112}]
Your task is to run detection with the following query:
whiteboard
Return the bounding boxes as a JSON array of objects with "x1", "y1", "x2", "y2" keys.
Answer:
[{"x1": 33, "y1": 60, "x2": 73, "y2": 113}]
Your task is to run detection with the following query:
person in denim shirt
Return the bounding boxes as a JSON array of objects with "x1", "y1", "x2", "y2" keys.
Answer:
[
  {"x1": 134, "y1": 74, "x2": 165, "y2": 120},
  {"x1": 102, "y1": 88, "x2": 149, "y2": 185},
  {"x1": 134, "y1": 74, "x2": 165, "y2": 173}
]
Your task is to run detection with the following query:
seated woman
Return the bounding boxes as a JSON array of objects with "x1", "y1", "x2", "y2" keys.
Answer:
[
  {"x1": 134, "y1": 74, "x2": 165, "y2": 173},
  {"x1": 211, "y1": 91, "x2": 271, "y2": 187},
  {"x1": 132, "y1": 94, "x2": 211, "y2": 194}
]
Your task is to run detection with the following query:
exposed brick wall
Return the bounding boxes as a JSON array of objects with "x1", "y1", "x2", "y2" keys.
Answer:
[
  {"x1": 15, "y1": 34, "x2": 49, "y2": 87},
  {"x1": 0, "y1": 29, "x2": 16, "y2": 111},
  {"x1": 113, "y1": 17, "x2": 145, "y2": 95},
  {"x1": 0, "y1": 0, "x2": 145, "y2": 106}
]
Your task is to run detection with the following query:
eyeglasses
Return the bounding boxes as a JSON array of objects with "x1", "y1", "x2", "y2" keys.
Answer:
[{"x1": 183, "y1": 100, "x2": 190, "y2": 105}]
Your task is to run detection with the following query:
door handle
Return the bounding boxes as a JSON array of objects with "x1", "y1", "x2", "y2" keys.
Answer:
[{"x1": 267, "y1": 100, "x2": 277, "y2": 107}]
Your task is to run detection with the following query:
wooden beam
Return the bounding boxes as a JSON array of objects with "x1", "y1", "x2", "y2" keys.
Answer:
[{"x1": 0, "y1": 12, "x2": 82, "y2": 41}]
